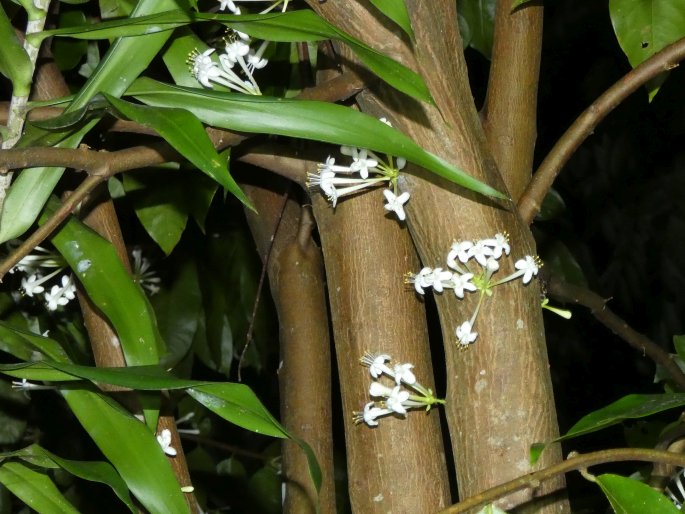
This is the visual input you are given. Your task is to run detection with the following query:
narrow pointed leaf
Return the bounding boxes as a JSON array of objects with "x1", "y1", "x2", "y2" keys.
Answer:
[
  {"x1": 46, "y1": 199, "x2": 164, "y2": 366},
  {"x1": 0, "y1": 6, "x2": 32, "y2": 96},
  {"x1": 595, "y1": 473, "x2": 680, "y2": 514},
  {"x1": 0, "y1": 323, "x2": 71, "y2": 363},
  {"x1": 0, "y1": 0, "x2": 185, "y2": 243},
  {"x1": 368, "y1": 0, "x2": 414, "y2": 39},
  {"x1": 0, "y1": 461, "x2": 79, "y2": 514},
  {"x1": 1, "y1": 445, "x2": 135, "y2": 513},
  {"x1": 127, "y1": 78, "x2": 505, "y2": 198},
  {"x1": 105, "y1": 95, "x2": 251, "y2": 208},
  {"x1": 31, "y1": 10, "x2": 433, "y2": 104},
  {"x1": 61, "y1": 388, "x2": 189, "y2": 514}
]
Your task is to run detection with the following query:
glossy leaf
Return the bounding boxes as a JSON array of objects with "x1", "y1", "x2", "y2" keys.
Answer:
[
  {"x1": 1, "y1": 445, "x2": 135, "y2": 512},
  {"x1": 0, "y1": 461, "x2": 79, "y2": 514},
  {"x1": 532, "y1": 393, "x2": 685, "y2": 463},
  {"x1": 156, "y1": 261, "x2": 202, "y2": 368},
  {"x1": 128, "y1": 78, "x2": 505, "y2": 198},
  {"x1": 609, "y1": 0, "x2": 685, "y2": 99},
  {"x1": 0, "y1": 6, "x2": 32, "y2": 96},
  {"x1": 674, "y1": 335, "x2": 685, "y2": 361},
  {"x1": 458, "y1": 0, "x2": 496, "y2": 59},
  {"x1": 32, "y1": 9, "x2": 433, "y2": 105},
  {"x1": 52, "y1": 11, "x2": 89, "y2": 71},
  {"x1": 123, "y1": 173, "x2": 189, "y2": 255},
  {"x1": 61, "y1": 388, "x2": 190, "y2": 514},
  {"x1": 0, "y1": 0, "x2": 185, "y2": 243},
  {"x1": 368, "y1": 0, "x2": 414, "y2": 39},
  {"x1": 542, "y1": 240, "x2": 588, "y2": 287},
  {"x1": 595, "y1": 473, "x2": 680, "y2": 514},
  {"x1": 105, "y1": 94, "x2": 250, "y2": 208},
  {"x1": 47, "y1": 199, "x2": 164, "y2": 366},
  {"x1": 0, "y1": 322, "x2": 72, "y2": 363},
  {"x1": 511, "y1": 0, "x2": 534, "y2": 8}
]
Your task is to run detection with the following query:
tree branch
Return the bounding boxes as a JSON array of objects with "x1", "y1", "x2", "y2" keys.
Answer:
[
  {"x1": 544, "y1": 272, "x2": 685, "y2": 391},
  {"x1": 482, "y1": 0, "x2": 543, "y2": 201},
  {"x1": 437, "y1": 448, "x2": 685, "y2": 514},
  {"x1": 518, "y1": 35, "x2": 685, "y2": 224}
]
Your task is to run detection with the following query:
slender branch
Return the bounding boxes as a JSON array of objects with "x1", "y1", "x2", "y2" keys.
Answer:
[
  {"x1": 437, "y1": 448, "x2": 685, "y2": 514},
  {"x1": 518, "y1": 35, "x2": 685, "y2": 224},
  {"x1": 544, "y1": 272, "x2": 685, "y2": 391}
]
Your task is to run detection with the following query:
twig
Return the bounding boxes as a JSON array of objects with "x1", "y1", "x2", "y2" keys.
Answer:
[
  {"x1": 518, "y1": 35, "x2": 685, "y2": 224},
  {"x1": 436, "y1": 448, "x2": 685, "y2": 514},
  {"x1": 237, "y1": 185, "x2": 291, "y2": 382},
  {"x1": 544, "y1": 272, "x2": 685, "y2": 391},
  {"x1": 0, "y1": 143, "x2": 175, "y2": 279}
]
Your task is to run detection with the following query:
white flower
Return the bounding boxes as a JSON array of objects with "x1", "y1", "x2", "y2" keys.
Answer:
[
  {"x1": 382, "y1": 189, "x2": 410, "y2": 221},
  {"x1": 340, "y1": 147, "x2": 378, "y2": 179},
  {"x1": 385, "y1": 386, "x2": 410, "y2": 415},
  {"x1": 409, "y1": 267, "x2": 433, "y2": 295},
  {"x1": 157, "y1": 429, "x2": 177, "y2": 457},
  {"x1": 60, "y1": 275, "x2": 76, "y2": 300},
  {"x1": 21, "y1": 274, "x2": 45, "y2": 297},
  {"x1": 224, "y1": 40, "x2": 250, "y2": 65},
  {"x1": 482, "y1": 233, "x2": 510, "y2": 259},
  {"x1": 485, "y1": 258, "x2": 500, "y2": 272},
  {"x1": 361, "y1": 353, "x2": 392, "y2": 379},
  {"x1": 514, "y1": 255, "x2": 540, "y2": 284},
  {"x1": 451, "y1": 272, "x2": 476, "y2": 299},
  {"x1": 447, "y1": 241, "x2": 474, "y2": 268},
  {"x1": 44, "y1": 284, "x2": 70, "y2": 311},
  {"x1": 190, "y1": 49, "x2": 222, "y2": 88},
  {"x1": 218, "y1": 0, "x2": 238, "y2": 12},
  {"x1": 393, "y1": 363, "x2": 416, "y2": 385},
  {"x1": 467, "y1": 240, "x2": 494, "y2": 266},
  {"x1": 456, "y1": 321, "x2": 478, "y2": 346},
  {"x1": 356, "y1": 402, "x2": 391, "y2": 427},
  {"x1": 132, "y1": 248, "x2": 161, "y2": 295},
  {"x1": 429, "y1": 268, "x2": 453, "y2": 293}
]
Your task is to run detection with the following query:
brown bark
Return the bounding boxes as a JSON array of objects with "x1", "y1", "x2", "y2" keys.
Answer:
[
  {"x1": 311, "y1": 188, "x2": 450, "y2": 513},
  {"x1": 482, "y1": 0, "x2": 544, "y2": 201},
  {"x1": 243, "y1": 179, "x2": 337, "y2": 514},
  {"x1": 308, "y1": 1, "x2": 568, "y2": 511},
  {"x1": 31, "y1": 48, "x2": 198, "y2": 513}
]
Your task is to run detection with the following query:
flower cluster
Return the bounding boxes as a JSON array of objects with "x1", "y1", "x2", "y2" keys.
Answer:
[
  {"x1": 307, "y1": 119, "x2": 410, "y2": 220},
  {"x1": 8, "y1": 242, "x2": 77, "y2": 311},
  {"x1": 218, "y1": 0, "x2": 289, "y2": 14},
  {"x1": 131, "y1": 247, "x2": 161, "y2": 296},
  {"x1": 353, "y1": 353, "x2": 444, "y2": 427},
  {"x1": 405, "y1": 233, "x2": 542, "y2": 347}
]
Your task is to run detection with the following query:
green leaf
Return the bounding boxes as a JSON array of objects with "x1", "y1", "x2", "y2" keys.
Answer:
[
  {"x1": 511, "y1": 0, "x2": 534, "y2": 9},
  {"x1": 532, "y1": 393, "x2": 685, "y2": 462},
  {"x1": 123, "y1": 173, "x2": 189, "y2": 255},
  {"x1": 0, "y1": 6, "x2": 32, "y2": 97},
  {"x1": 0, "y1": 322, "x2": 72, "y2": 363},
  {"x1": 458, "y1": 0, "x2": 496, "y2": 59},
  {"x1": 541, "y1": 240, "x2": 588, "y2": 288},
  {"x1": 674, "y1": 335, "x2": 685, "y2": 362},
  {"x1": 0, "y1": 128, "x2": 90, "y2": 244},
  {"x1": 46, "y1": 199, "x2": 165, "y2": 366},
  {"x1": 52, "y1": 11, "x2": 89, "y2": 71},
  {"x1": 2, "y1": 445, "x2": 135, "y2": 512},
  {"x1": 127, "y1": 78, "x2": 505, "y2": 198},
  {"x1": 595, "y1": 473, "x2": 680, "y2": 514},
  {"x1": 0, "y1": 0, "x2": 185, "y2": 243},
  {"x1": 609, "y1": 0, "x2": 685, "y2": 99},
  {"x1": 32, "y1": 10, "x2": 433, "y2": 105},
  {"x1": 61, "y1": 388, "x2": 190, "y2": 514},
  {"x1": 0, "y1": 461, "x2": 79, "y2": 514},
  {"x1": 105, "y1": 94, "x2": 251, "y2": 208},
  {"x1": 368, "y1": 0, "x2": 414, "y2": 39},
  {"x1": 156, "y1": 261, "x2": 202, "y2": 368}
]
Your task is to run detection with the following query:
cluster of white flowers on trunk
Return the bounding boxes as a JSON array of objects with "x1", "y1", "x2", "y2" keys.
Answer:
[
  {"x1": 353, "y1": 353, "x2": 444, "y2": 427},
  {"x1": 8, "y1": 242, "x2": 77, "y2": 311},
  {"x1": 308, "y1": 119, "x2": 411, "y2": 220},
  {"x1": 405, "y1": 233, "x2": 544, "y2": 348}
]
